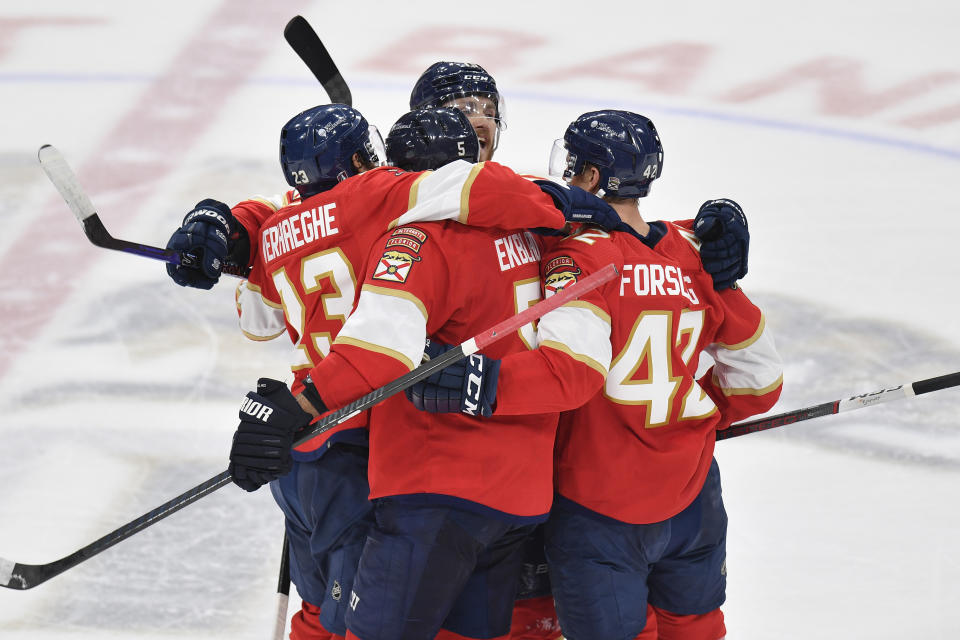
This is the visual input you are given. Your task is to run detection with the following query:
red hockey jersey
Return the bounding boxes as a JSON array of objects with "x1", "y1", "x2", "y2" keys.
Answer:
[
  {"x1": 309, "y1": 218, "x2": 567, "y2": 520},
  {"x1": 234, "y1": 161, "x2": 564, "y2": 458},
  {"x1": 232, "y1": 190, "x2": 300, "y2": 342},
  {"x1": 498, "y1": 221, "x2": 783, "y2": 524}
]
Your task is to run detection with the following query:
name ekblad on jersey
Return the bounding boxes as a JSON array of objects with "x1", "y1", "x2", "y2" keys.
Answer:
[
  {"x1": 494, "y1": 231, "x2": 541, "y2": 272},
  {"x1": 620, "y1": 263, "x2": 699, "y2": 304},
  {"x1": 261, "y1": 202, "x2": 340, "y2": 262}
]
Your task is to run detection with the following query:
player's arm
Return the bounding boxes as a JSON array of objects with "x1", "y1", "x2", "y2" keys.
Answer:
[
  {"x1": 235, "y1": 272, "x2": 287, "y2": 342},
  {"x1": 408, "y1": 231, "x2": 617, "y2": 417},
  {"x1": 492, "y1": 245, "x2": 615, "y2": 414},
  {"x1": 387, "y1": 161, "x2": 568, "y2": 231},
  {"x1": 298, "y1": 226, "x2": 451, "y2": 417},
  {"x1": 698, "y1": 289, "x2": 783, "y2": 428},
  {"x1": 163, "y1": 189, "x2": 298, "y2": 290}
]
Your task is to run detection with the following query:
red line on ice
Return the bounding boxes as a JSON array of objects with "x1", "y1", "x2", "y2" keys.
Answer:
[{"x1": 0, "y1": 1, "x2": 310, "y2": 380}]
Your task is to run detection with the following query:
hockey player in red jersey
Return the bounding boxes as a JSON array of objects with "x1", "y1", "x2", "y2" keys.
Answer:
[
  {"x1": 164, "y1": 104, "x2": 573, "y2": 640},
  {"x1": 167, "y1": 103, "x2": 393, "y2": 640},
  {"x1": 268, "y1": 116, "x2": 638, "y2": 639},
  {"x1": 408, "y1": 63, "x2": 752, "y2": 640},
  {"x1": 409, "y1": 61, "x2": 565, "y2": 640},
  {"x1": 409, "y1": 110, "x2": 781, "y2": 640}
]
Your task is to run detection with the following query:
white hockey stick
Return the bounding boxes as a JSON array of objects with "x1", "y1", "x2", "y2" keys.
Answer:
[{"x1": 38, "y1": 144, "x2": 250, "y2": 277}]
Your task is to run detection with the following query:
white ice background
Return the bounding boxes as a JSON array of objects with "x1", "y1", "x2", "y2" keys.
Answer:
[{"x1": 0, "y1": 1, "x2": 958, "y2": 638}]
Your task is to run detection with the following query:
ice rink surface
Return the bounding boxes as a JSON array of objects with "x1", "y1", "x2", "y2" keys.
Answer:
[{"x1": 0, "y1": 1, "x2": 958, "y2": 638}]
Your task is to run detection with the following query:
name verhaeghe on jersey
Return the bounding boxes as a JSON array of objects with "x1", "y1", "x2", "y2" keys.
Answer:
[{"x1": 261, "y1": 202, "x2": 340, "y2": 262}]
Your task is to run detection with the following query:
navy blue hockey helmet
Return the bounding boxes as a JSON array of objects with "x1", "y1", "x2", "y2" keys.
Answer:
[
  {"x1": 549, "y1": 110, "x2": 664, "y2": 198},
  {"x1": 409, "y1": 61, "x2": 506, "y2": 131},
  {"x1": 279, "y1": 104, "x2": 385, "y2": 197},
  {"x1": 385, "y1": 108, "x2": 480, "y2": 172}
]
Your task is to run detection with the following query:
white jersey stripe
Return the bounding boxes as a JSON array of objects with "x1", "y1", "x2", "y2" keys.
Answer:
[
  {"x1": 537, "y1": 304, "x2": 613, "y2": 375},
  {"x1": 390, "y1": 160, "x2": 483, "y2": 229},
  {"x1": 334, "y1": 286, "x2": 428, "y2": 371},
  {"x1": 706, "y1": 324, "x2": 782, "y2": 395},
  {"x1": 236, "y1": 281, "x2": 287, "y2": 341}
]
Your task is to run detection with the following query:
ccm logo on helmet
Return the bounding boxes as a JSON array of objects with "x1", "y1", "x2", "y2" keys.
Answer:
[
  {"x1": 240, "y1": 397, "x2": 274, "y2": 422},
  {"x1": 462, "y1": 74, "x2": 489, "y2": 82}
]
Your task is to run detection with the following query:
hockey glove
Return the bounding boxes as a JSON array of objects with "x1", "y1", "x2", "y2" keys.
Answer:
[
  {"x1": 694, "y1": 198, "x2": 749, "y2": 290},
  {"x1": 405, "y1": 339, "x2": 501, "y2": 417},
  {"x1": 534, "y1": 180, "x2": 622, "y2": 230},
  {"x1": 229, "y1": 378, "x2": 313, "y2": 492},
  {"x1": 165, "y1": 198, "x2": 236, "y2": 289}
]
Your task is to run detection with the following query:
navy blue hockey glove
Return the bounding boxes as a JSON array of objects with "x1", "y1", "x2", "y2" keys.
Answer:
[
  {"x1": 165, "y1": 198, "x2": 236, "y2": 290},
  {"x1": 229, "y1": 378, "x2": 313, "y2": 492},
  {"x1": 405, "y1": 339, "x2": 501, "y2": 417},
  {"x1": 534, "y1": 180, "x2": 622, "y2": 230},
  {"x1": 694, "y1": 198, "x2": 749, "y2": 290}
]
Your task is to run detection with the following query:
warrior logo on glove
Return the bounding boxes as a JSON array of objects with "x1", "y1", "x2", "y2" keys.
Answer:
[{"x1": 239, "y1": 396, "x2": 274, "y2": 421}]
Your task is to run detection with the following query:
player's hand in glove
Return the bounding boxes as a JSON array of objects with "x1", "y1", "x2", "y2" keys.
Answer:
[
  {"x1": 405, "y1": 339, "x2": 501, "y2": 417},
  {"x1": 534, "y1": 180, "x2": 623, "y2": 230},
  {"x1": 166, "y1": 198, "x2": 237, "y2": 289},
  {"x1": 694, "y1": 198, "x2": 749, "y2": 290},
  {"x1": 229, "y1": 378, "x2": 313, "y2": 492}
]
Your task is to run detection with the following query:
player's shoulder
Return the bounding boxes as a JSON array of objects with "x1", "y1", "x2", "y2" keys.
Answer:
[
  {"x1": 543, "y1": 224, "x2": 623, "y2": 274},
  {"x1": 653, "y1": 220, "x2": 706, "y2": 269},
  {"x1": 557, "y1": 224, "x2": 624, "y2": 256}
]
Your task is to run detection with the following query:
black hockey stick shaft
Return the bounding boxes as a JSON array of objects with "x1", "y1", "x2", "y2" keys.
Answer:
[
  {"x1": 272, "y1": 533, "x2": 292, "y2": 640},
  {"x1": 38, "y1": 145, "x2": 250, "y2": 278},
  {"x1": 284, "y1": 16, "x2": 352, "y2": 106},
  {"x1": 718, "y1": 370, "x2": 960, "y2": 441},
  {"x1": 0, "y1": 471, "x2": 231, "y2": 591},
  {"x1": 0, "y1": 264, "x2": 617, "y2": 591}
]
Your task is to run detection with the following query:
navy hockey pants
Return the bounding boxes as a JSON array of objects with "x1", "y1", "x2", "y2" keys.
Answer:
[
  {"x1": 544, "y1": 458, "x2": 727, "y2": 640},
  {"x1": 271, "y1": 444, "x2": 374, "y2": 636}
]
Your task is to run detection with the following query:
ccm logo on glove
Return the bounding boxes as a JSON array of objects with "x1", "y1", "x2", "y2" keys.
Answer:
[{"x1": 462, "y1": 354, "x2": 487, "y2": 416}]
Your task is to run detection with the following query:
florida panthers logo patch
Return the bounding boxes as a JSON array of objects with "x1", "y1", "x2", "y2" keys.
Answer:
[
  {"x1": 543, "y1": 255, "x2": 581, "y2": 297},
  {"x1": 374, "y1": 249, "x2": 420, "y2": 283}
]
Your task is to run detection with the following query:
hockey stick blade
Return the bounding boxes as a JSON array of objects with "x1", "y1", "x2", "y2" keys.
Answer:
[
  {"x1": 0, "y1": 263, "x2": 617, "y2": 590},
  {"x1": 284, "y1": 16, "x2": 352, "y2": 106},
  {"x1": 0, "y1": 471, "x2": 232, "y2": 590},
  {"x1": 38, "y1": 145, "x2": 250, "y2": 278},
  {"x1": 718, "y1": 370, "x2": 960, "y2": 441}
]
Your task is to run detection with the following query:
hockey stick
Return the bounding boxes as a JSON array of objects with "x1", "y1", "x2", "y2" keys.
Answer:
[
  {"x1": 272, "y1": 533, "x2": 291, "y2": 640},
  {"x1": 284, "y1": 16, "x2": 352, "y2": 106},
  {"x1": 718, "y1": 370, "x2": 960, "y2": 441},
  {"x1": 37, "y1": 145, "x2": 250, "y2": 278},
  {"x1": 0, "y1": 263, "x2": 618, "y2": 591},
  {"x1": 275, "y1": 17, "x2": 351, "y2": 619}
]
